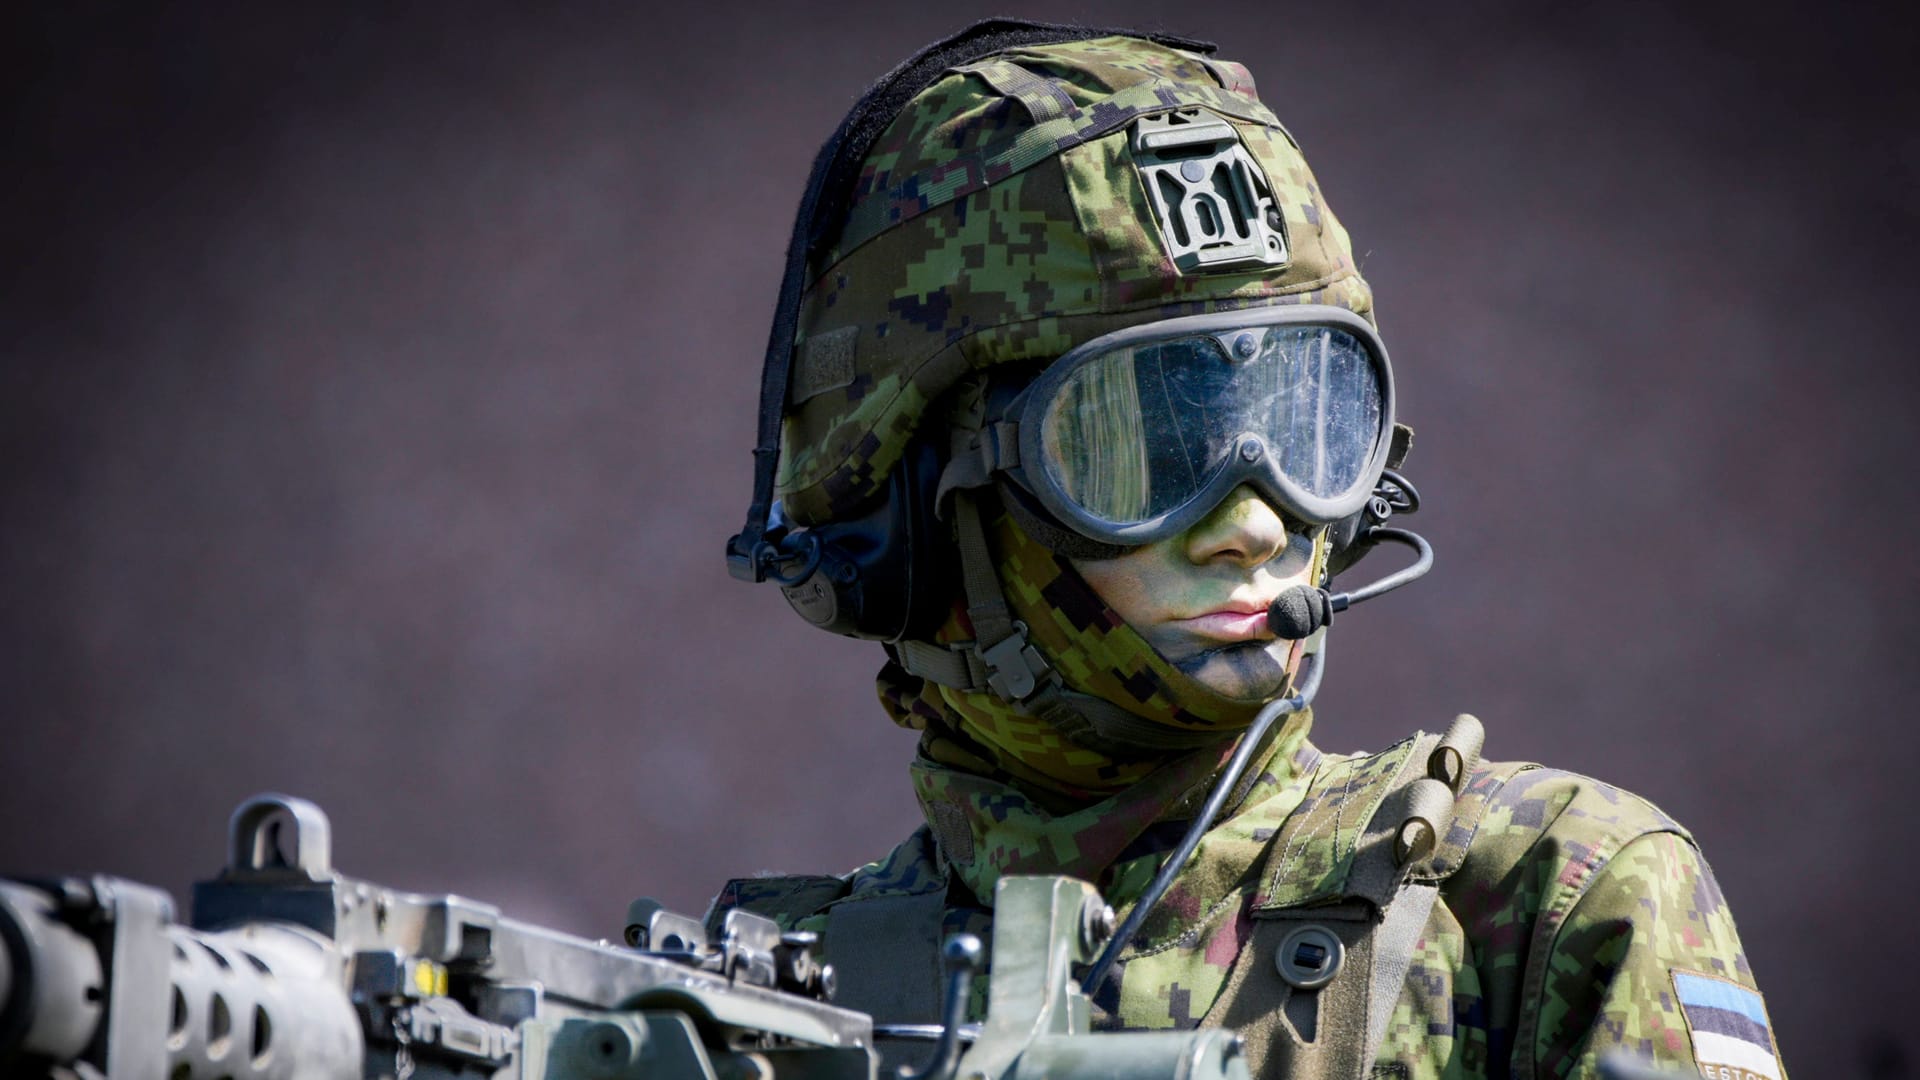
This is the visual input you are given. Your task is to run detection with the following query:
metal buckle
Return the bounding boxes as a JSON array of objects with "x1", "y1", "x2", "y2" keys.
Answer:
[{"x1": 980, "y1": 623, "x2": 1050, "y2": 702}]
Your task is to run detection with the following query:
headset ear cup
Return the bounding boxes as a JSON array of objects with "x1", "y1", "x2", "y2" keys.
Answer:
[{"x1": 777, "y1": 439, "x2": 955, "y2": 641}]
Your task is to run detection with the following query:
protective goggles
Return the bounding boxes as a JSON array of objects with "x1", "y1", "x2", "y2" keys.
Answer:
[{"x1": 1002, "y1": 305, "x2": 1394, "y2": 546}]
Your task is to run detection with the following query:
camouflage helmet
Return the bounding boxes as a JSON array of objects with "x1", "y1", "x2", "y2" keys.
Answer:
[
  {"x1": 774, "y1": 27, "x2": 1374, "y2": 528},
  {"x1": 719, "y1": 20, "x2": 1403, "y2": 781}
]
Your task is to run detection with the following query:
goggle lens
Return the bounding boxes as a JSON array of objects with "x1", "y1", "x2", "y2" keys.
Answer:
[{"x1": 1037, "y1": 324, "x2": 1383, "y2": 527}]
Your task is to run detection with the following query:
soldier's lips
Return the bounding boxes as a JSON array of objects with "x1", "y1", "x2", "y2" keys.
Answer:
[{"x1": 1174, "y1": 609, "x2": 1273, "y2": 642}]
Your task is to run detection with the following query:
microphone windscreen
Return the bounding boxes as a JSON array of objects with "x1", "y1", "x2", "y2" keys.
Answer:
[{"x1": 1268, "y1": 586, "x2": 1329, "y2": 640}]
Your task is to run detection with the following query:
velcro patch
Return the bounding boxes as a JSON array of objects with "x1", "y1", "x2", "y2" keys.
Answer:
[
  {"x1": 1671, "y1": 969, "x2": 1783, "y2": 1080},
  {"x1": 792, "y1": 326, "x2": 858, "y2": 404}
]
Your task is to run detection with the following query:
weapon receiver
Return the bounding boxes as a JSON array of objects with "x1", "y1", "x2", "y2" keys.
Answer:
[{"x1": 1, "y1": 793, "x2": 1250, "y2": 1080}]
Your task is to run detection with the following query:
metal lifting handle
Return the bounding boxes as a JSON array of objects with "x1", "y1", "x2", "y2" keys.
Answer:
[
  {"x1": 226, "y1": 793, "x2": 333, "y2": 881},
  {"x1": 896, "y1": 934, "x2": 986, "y2": 1080}
]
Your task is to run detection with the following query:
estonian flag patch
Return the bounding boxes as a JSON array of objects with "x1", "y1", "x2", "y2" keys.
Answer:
[{"x1": 1672, "y1": 969, "x2": 1784, "y2": 1080}]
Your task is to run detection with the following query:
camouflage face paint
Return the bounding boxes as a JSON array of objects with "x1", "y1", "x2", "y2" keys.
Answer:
[
  {"x1": 872, "y1": 502, "x2": 1328, "y2": 796},
  {"x1": 1072, "y1": 487, "x2": 1322, "y2": 702}
]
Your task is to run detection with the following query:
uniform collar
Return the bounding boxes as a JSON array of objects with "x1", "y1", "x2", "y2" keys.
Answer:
[{"x1": 911, "y1": 709, "x2": 1320, "y2": 909}]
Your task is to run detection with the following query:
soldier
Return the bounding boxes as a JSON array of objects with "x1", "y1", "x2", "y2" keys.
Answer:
[{"x1": 712, "y1": 19, "x2": 1784, "y2": 1080}]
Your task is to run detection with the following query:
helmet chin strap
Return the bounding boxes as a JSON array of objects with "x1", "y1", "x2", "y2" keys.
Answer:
[
  {"x1": 890, "y1": 381, "x2": 1235, "y2": 758},
  {"x1": 889, "y1": 487, "x2": 1228, "y2": 758}
]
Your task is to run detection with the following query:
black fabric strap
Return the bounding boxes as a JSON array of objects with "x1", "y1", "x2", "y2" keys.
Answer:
[{"x1": 997, "y1": 481, "x2": 1135, "y2": 561}]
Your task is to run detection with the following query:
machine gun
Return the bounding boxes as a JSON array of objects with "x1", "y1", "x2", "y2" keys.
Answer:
[{"x1": 0, "y1": 794, "x2": 1250, "y2": 1080}]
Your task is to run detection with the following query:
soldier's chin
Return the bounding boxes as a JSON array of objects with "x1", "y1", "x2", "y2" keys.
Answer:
[{"x1": 1173, "y1": 641, "x2": 1293, "y2": 702}]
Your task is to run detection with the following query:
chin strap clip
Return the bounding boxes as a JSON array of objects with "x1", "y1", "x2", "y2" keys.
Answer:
[
  {"x1": 889, "y1": 489, "x2": 1226, "y2": 758},
  {"x1": 977, "y1": 625, "x2": 1050, "y2": 702}
]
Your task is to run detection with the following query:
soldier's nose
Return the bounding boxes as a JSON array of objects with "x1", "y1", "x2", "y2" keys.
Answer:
[{"x1": 1182, "y1": 486, "x2": 1288, "y2": 569}]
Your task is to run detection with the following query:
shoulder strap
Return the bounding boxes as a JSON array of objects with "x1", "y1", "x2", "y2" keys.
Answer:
[{"x1": 1204, "y1": 715, "x2": 1491, "y2": 1080}]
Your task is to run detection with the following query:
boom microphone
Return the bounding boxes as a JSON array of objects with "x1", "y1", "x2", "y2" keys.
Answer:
[
  {"x1": 1268, "y1": 586, "x2": 1334, "y2": 640},
  {"x1": 1267, "y1": 527, "x2": 1436, "y2": 640}
]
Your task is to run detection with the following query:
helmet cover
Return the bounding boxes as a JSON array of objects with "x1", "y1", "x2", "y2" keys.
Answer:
[{"x1": 778, "y1": 34, "x2": 1374, "y2": 526}]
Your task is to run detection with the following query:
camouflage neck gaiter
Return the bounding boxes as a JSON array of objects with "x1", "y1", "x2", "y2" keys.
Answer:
[
  {"x1": 907, "y1": 710, "x2": 1320, "y2": 915},
  {"x1": 878, "y1": 505, "x2": 1320, "y2": 799}
]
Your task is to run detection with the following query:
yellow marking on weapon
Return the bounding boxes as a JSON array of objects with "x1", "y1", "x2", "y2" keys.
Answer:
[{"x1": 413, "y1": 960, "x2": 448, "y2": 997}]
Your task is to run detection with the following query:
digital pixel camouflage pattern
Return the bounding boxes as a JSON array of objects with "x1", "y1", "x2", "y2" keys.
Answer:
[
  {"x1": 708, "y1": 720, "x2": 1783, "y2": 1079},
  {"x1": 777, "y1": 35, "x2": 1373, "y2": 526},
  {"x1": 878, "y1": 505, "x2": 1325, "y2": 795},
  {"x1": 718, "y1": 25, "x2": 1783, "y2": 1080}
]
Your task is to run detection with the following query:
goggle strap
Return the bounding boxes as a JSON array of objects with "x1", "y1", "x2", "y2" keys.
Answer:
[
  {"x1": 998, "y1": 482, "x2": 1137, "y2": 561},
  {"x1": 934, "y1": 421, "x2": 1021, "y2": 513},
  {"x1": 1388, "y1": 422, "x2": 1414, "y2": 470}
]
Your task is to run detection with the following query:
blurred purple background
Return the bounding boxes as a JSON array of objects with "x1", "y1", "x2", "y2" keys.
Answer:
[{"x1": 4, "y1": 2, "x2": 1915, "y2": 1073}]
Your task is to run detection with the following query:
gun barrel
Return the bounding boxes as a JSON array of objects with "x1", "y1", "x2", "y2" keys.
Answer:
[
  {"x1": 2, "y1": 877, "x2": 363, "y2": 1080},
  {"x1": 0, "y1": 881, "x2": 107, "y2": 1066}
]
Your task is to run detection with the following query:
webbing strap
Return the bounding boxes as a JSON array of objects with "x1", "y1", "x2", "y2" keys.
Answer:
[
  {"x1": 834, "y1": 74, "x2": 1280, "y2": 261},
  {"x1": 1208, "y1": 881, "x2": 1439, "y2": 1080},
  {"x1": 953, "y1": 492, "x2": 1057, "y2": 704},
  {"x1": 1206, "y1": 907, "x2": 1374, "y2": 1080},
  {"x1": 954, "y1": 59, "x2": 1078, "y2": 123},
  {"x1": 922, "y1": 491, "x2": 1231, "y2": 758},
  {"x1": 953, "y1": 492, "x2": 1017, "y2": 648},
  {"x1": 891, "y1": 639, "x2": 990, "y2": 691},
  {"x1": 1204, "y1": 731, "x2": 1470, "y2": 1079},
  {"x1": 1365, "y1": 882, "x2": 1440, "y2": 1065}
]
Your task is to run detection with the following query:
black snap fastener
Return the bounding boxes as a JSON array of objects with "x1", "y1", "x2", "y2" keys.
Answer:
[{"x1": 1274, "y1": 924, "x2": 1344, "y2": 990}]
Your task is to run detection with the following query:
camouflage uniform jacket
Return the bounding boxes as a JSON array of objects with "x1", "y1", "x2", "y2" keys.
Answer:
[{"x1": 708, "y1": 717, "x2": 1783, "y2": 1079}]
